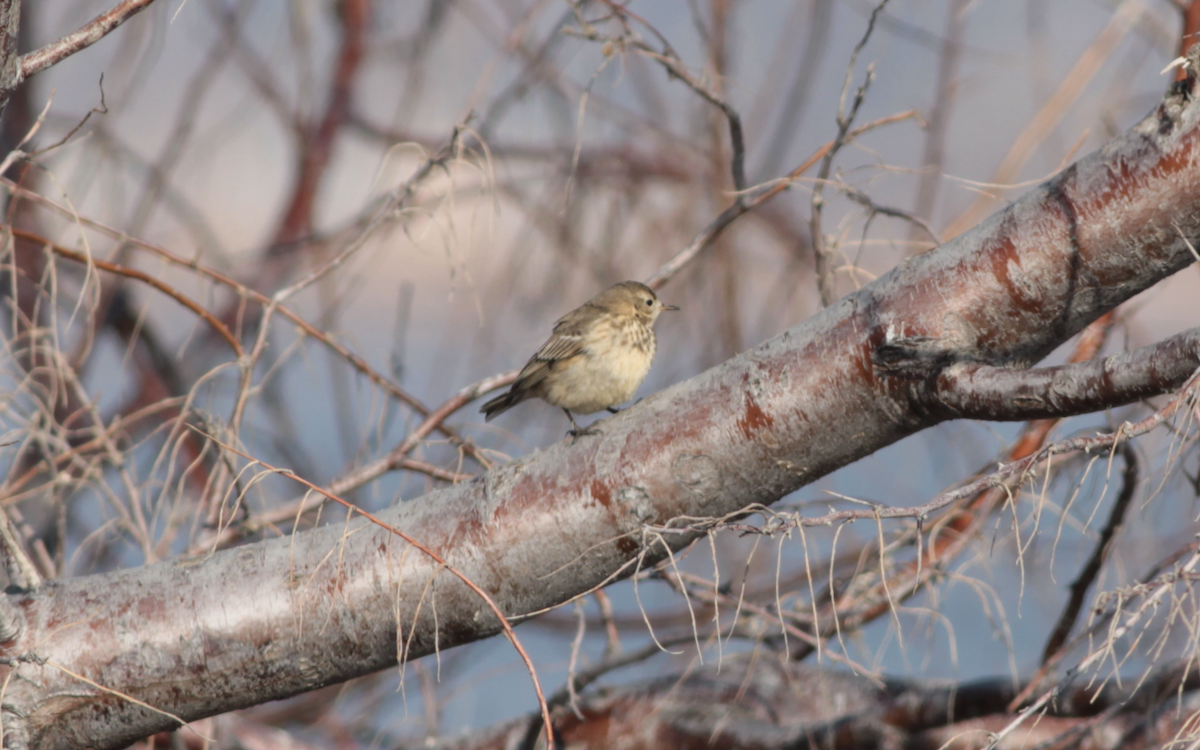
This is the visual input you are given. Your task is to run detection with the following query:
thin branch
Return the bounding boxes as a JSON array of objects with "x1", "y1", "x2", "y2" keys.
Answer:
[
  {"x1": 189, "y1": 367, "x2": 514, "y2": 555},
  {"x1": 909, "y1": 0, "x2": 967, "y2": 245},
  {"x1": 810, "y1": 0, "x2": 891, "y2": 307},
  {"x1": 843, "y1": 184, "x2": 942, "y2": 245},
  {"x1": 1040, "y1": 444, "x2": 1137, "y2": 664},
  {"x1": 1010, "y1": 538, "x2": 1200, "y2": 711},
  {"x1": 0, "y1": 503, "x2": 39, "y2": 591},
  {"x1": 570, "y1": 0, "x2": 747, "y2": 191},
  {"x1": 266, "y1": 0, "x2": 370, "y2": 249},
  {"x1": 644, "y1": 109, "x2": 919, "y2": 291},
  {"x1": 7, "y1": 226, "x2": 244, "y2": 357},
  {"x1": 327, "y1": 369, "x2": 514, "y2": 497},
  {"x1": 18, "y1": 0, "x2": 158, "y2": 80},
  {"x1": 987, "y1": 542, "x2": 1200, "y2": 749},
  {"x1": 0, "y1": 179, "x2": 484, "y2": 463},
  {"x1": 272, "y1": 122, "x2": 467, "y2": 304}
]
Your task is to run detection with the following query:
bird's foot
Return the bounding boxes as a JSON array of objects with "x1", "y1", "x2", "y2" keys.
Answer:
[
  {"x1": 567, "y1": 424, "x2": 604, "y2": 439},
  {"x1": 606, "y1": 406, "x2": 621, "y2": 414},
  {"x1": 562, "y1": 409, "x2": 602, "y2": 439}
]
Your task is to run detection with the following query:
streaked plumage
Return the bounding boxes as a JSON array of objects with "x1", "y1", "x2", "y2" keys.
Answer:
[{"x1": 480, "y1": 281, "x2": 678, "y2": 434}]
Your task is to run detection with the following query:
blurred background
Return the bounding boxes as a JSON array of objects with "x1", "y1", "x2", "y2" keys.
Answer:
[{"x1": 5, "y1": 0, "x2": 1200, "y2": 746}]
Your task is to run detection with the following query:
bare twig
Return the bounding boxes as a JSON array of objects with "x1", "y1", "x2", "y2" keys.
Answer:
[
  {"x1": 328, "y1": 369, "x2": 513, "y2": 497},
  {"x1": 18, "y1": 0, "x2": 158, "y2": 80},
  {"x1": 810, "y1": 0, "x2": 891, "y2": 307},
  {"x1": 986, "y1": 541, "x2": 1200, "y2": 749},
  {"x1": 0, "y1": 178, "x2": 483, "y2": 462},
  {"x1": 844, "y1": 185, "x2": 942, "y2": 246},
  {"x1": 0, "y1": 505, "x2": 39, "y2": 590},
  {"x1": 568, "y1": 0, "x2": 746, "y2": 192},
  {"x1": 7, "y1": 226, "x2": 243, "y2": 356},
  {"x1": 272, "y1": 123, "x2": 468, "y2": 305},
  {"x1": 644, "y1": 110, "x2": 919, "y2": 291},
  {"x1": 1040, "y1": 444, "x2": 1137, "y2": 664}
]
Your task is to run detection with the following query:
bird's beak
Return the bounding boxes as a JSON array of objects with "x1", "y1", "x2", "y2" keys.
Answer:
[{"x1": 662, "y1": 304, "x2": 680, "y2": 311}]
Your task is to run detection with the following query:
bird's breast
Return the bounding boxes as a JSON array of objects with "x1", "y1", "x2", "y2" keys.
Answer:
[{"x1": 540, "y1": 323, "x2": 656, "y2": 414}]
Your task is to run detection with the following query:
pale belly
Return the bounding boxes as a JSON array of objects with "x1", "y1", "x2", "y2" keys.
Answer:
[{"x1": 540, "y1": 348, "x2": 653, "y2": 414}]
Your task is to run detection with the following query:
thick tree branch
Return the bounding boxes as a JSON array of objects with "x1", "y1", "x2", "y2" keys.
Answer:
[
  {"x1": 8, "y1": 42, "x2": 1200, "y2": 750},
  {"x1": 924, "y1": 326, "x2": 1200, "y2": 420}
]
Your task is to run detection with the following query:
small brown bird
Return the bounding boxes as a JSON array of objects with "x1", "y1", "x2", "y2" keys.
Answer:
[{"x1": 480, "y1": 281, "x2": 678, "y2": 434}]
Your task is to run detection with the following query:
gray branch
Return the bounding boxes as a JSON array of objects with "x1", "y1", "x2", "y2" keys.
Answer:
[
  {"x1": 0, "y1": 0, "x2": 158, "y2": 115},
  {"x1": 929, "y1": 327, "x2": 1200, "y2": 421}
]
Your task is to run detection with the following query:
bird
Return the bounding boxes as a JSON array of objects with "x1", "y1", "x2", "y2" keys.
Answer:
[{"x1": 480, "y1": 280, "x2": 679, "y2": 435}]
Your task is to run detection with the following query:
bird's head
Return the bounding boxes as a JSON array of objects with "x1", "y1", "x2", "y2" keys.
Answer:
[{"x1": 598, "y1": 281, "x2": 680, "y2": 323}]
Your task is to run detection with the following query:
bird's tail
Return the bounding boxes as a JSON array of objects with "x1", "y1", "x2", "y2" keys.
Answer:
[{"x1": 480, "y1": 391, "x2": 521, "y2": 421}]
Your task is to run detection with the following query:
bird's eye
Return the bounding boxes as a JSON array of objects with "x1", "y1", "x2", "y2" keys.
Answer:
[{"x1": 644, "y1": 298, "x2": 653, "y2": 306}]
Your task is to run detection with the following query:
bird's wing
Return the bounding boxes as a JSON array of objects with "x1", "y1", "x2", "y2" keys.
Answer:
[
  {"x1": 549, "y1": 303, "x2": 600, "y2": 338},
  {"x1": 512, "y1": 314, "x2": 590, "y2": 390},
  {"x1": 536, "y1": 330, "x2": 586, "y2": 360}
]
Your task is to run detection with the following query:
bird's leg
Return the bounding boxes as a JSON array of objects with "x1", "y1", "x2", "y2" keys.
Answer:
[
  {"x1": 564, "y1": 409, "x2": 601, "y2": 438},
  {"x1": 564, "y1": 408, "x2": 582, "y2": 436}
]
